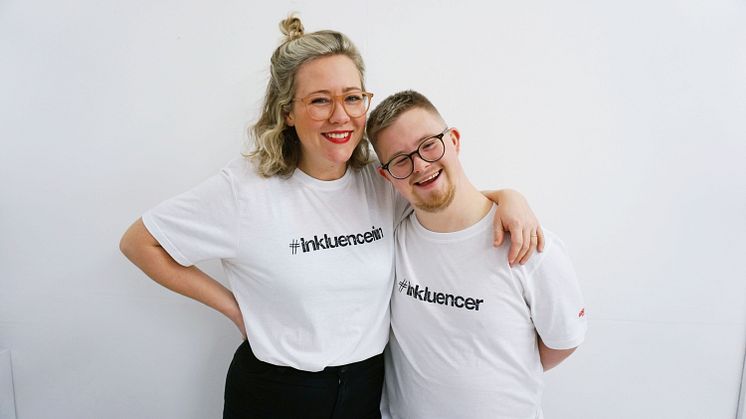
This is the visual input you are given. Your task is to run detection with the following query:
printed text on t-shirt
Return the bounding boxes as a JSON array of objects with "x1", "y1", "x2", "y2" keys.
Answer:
[
  {"x1": 398, "y1": 279, "x2": 485, "y2": 311},
  {"x1": 289, "y1": 226, "x2": 384, "y2": 255}
]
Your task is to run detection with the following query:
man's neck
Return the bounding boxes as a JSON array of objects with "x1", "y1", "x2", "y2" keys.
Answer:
[{"x1": 414, "y1": 180, "x2": 493, "y2": 233}]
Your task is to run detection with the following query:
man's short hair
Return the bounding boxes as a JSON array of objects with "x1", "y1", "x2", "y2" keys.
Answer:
[{"x1": 366, "y1": 90, "x2": 444, "y2": 150}]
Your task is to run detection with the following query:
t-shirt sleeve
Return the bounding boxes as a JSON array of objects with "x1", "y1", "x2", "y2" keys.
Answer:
[
  {"x1": 141, "y1": 168, "x2": 240, "y2": 266},
  {"x1": 392, "y1": 187, "x2": 413, "y2": 228},
  {"x1": 521, "y1": 234, "x2": 587, "y2": 350}
]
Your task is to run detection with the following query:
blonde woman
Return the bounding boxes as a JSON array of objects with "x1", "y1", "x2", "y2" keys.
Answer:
[{"x1": 120, "y1": 16, "x2": 544, "y2": 419}]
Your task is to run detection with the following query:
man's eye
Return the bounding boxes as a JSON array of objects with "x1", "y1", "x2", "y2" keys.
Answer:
[
  {"x1": 393, "y1": 157, "x2": 410, "y2": 168},
  {"x1": 421, "y1": 140, "x2": 436, "y2": 150}
]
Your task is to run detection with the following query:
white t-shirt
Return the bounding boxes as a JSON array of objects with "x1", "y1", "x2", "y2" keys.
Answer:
[
  {"x1": 143, "y1": 157, "x2": 409, "y2": 372},
  {"x1": 382, "y1": 204, "x2": 587, "y2": 419}
]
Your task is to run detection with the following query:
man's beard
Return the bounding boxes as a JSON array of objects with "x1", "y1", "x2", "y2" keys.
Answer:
[{"x1": 414, "y1": 181, "x2": 456, "y2": 213}]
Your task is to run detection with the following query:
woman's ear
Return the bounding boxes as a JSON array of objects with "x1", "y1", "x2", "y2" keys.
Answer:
[{"x1": 285, "y1": 111, "x2": 295, "y2": 127}]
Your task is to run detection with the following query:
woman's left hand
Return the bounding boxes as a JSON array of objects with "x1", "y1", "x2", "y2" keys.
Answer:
[{"x1": 485, "y1": 189, "x2": 545, "y2": 265}]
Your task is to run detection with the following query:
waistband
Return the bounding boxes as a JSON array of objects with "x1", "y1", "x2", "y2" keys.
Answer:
[
  {"x1": 237, "y1": 339, "x2": 383, "y2": 375},
  {"x1": 323, "y1": 351, "x2": 384, "y2": 373}
]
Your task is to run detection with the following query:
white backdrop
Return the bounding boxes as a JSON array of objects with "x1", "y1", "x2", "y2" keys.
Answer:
[{"x1": 1, "y1": 1, "x2": 745, "y2": 418}]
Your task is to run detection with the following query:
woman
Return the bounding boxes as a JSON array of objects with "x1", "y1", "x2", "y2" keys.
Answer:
[{"x1": 119, "y1": 15, "x2": 543, "y2": 419}]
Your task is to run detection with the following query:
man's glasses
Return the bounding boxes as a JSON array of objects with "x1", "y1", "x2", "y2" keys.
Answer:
[
  {"x1": 294, "y1": 91, "x2": 374, "y2": 121},
  {"x1": 380, "y1": 128, "x2": 449, "y2": 179}
]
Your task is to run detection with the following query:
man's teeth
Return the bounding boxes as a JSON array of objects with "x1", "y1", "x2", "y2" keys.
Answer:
[
  {"x1": 416, "y1": 171, "x2": 440, "y2": 184},
  {"x1": 325, "y1": 132, "x2": 349, "y2": 139}
]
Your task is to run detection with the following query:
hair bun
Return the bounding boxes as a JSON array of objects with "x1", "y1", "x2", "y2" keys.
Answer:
[{"x1": 279, "y1": 14, "x2": 304, "y2": 41}]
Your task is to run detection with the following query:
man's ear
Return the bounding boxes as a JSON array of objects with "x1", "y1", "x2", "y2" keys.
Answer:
[
  {"x1": 448, "y1": 128, "x2": 461, "y2": 153},
  {"x1": 377, "y1": 167, "x2": 392, "y2": 182}
]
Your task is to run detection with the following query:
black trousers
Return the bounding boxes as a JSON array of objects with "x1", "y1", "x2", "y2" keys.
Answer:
[{"x1": 223, "y1": 340, "x2": 384, "y2": 419}]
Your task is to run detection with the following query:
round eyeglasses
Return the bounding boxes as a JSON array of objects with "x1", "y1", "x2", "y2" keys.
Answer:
[
  {"x1": 293, "y1": 91, "x2": 374, "y2": 121},
  {"x1": 380, "y1": 128, "x2": 449, "y2": 179}
]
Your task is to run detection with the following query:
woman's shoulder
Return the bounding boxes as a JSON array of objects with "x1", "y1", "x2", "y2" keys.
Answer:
[
  {"x1": 349, "y1": 162, "x2": 399, "y2": 209},
  {"x1": 349, "y1": 161, "x2": 394, "y2": 193},
  {"x1": 221, "y1": 155, "x2": 284, "y2": 188},
  {"x1": 222, "y1": 156, "x2": 258, "y2": 177},
  {"x1": 352, "y1": 161, "x2": 387, "y2": 184}
]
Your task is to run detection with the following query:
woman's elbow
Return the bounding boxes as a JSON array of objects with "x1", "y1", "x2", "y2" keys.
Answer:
[{"x1": 119, "y1": 218, "x2": 149, "y2": 260}]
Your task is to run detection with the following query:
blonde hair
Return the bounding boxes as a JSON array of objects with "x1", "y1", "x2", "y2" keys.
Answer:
[
  {"x1": 366, "y1": 90, "x2": 444, "y2": 151},
  {"x1": 248, "y1": 15, "x2": 371, "y2": 177}
]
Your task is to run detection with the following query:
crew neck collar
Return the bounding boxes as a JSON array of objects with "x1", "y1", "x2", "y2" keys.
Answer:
[
  {"x1": 291, "y1": 166, "x2": 353, "y2": 191},
  {"x1": 411, "y1": 203, "x2": 497, "y2": 243}
]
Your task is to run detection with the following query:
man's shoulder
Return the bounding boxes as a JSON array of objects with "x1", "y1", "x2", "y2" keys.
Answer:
[{"x1": 510, "y1": 228, "x2": 572, "y2": 275}]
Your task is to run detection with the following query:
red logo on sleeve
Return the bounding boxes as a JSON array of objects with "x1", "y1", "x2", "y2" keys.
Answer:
[{"x1": 578, "y1": 308, "x2": 585, "y2": 318}]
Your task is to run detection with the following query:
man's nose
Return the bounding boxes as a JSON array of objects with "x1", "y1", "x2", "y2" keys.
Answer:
[{"x1": 411, "y1": 153, "x2": 431, "y2": 174}]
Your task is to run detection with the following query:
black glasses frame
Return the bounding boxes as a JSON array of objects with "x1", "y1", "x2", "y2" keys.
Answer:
[{"x1": 380, "y1": 128, "x2": 450, "y2": 179}]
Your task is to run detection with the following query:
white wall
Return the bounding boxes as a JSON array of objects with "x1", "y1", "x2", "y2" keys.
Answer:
[{"x1": 1, "y1": 1, "x2": 744, "y2": 418}]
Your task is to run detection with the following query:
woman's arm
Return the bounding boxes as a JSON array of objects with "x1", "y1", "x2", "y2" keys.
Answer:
[
  {"x1": 120, "y1": 218, "x2": 246, "y2": 338},
  {"x1": 483, "y1": 189, "x2": 545, "y2": 265}
]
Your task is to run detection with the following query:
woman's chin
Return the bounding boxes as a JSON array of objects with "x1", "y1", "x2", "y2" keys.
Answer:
[{"x1": 327, "y1": 147, "x2": 357, "y2": 166}]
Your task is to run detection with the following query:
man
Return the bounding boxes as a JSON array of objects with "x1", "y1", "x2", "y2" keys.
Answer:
[{"x1": 366, "y1": 90, "x2": 587, "y2": 419}]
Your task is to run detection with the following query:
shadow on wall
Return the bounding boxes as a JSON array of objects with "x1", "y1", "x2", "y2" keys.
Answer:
[{"x1": 0, "y1": 348, "x2": 17, "y2": 419}]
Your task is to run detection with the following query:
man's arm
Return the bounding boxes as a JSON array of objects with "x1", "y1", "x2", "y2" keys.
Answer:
[{"x1": 538, "y1": 337, "x2": 577, "y2": 371}]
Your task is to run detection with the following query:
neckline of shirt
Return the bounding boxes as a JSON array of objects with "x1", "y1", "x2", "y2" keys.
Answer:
[
  {"x1": 410, "y1": 203, "x2": 497, "y2": 243},
  {"x1": 291, "y1": 166, "x2": 353, "y2": 191}
]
